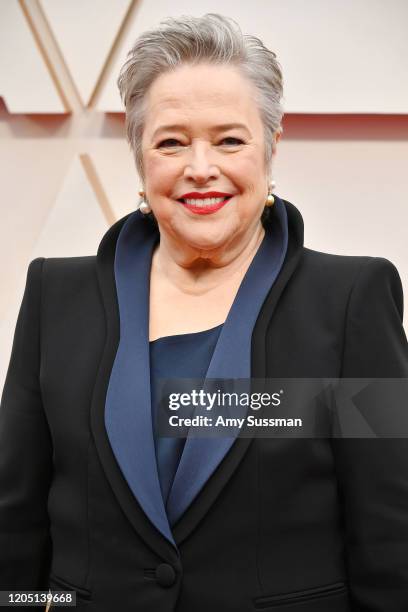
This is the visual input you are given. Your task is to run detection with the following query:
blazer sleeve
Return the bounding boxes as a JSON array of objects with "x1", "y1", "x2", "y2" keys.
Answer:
[
  {"x1": 0, "y1": 258, "x2": 53, "y2": 600},
  {"x1": 332, "y1": 257, "x2": 408, "y2": 610}
]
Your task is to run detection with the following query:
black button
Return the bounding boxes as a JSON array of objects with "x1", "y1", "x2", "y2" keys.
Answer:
[{"x1": 155, "y1": 563, "x2": 176, "y2": 587}]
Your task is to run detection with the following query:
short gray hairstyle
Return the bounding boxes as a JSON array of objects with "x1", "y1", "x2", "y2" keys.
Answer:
[{"x1": 117, "y1": 13, "x2": 284, "y2": 184}]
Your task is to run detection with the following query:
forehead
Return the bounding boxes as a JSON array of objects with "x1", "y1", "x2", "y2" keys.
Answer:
[{"x1": 143, "y1": 63, "x2": 262, "y2": 134}]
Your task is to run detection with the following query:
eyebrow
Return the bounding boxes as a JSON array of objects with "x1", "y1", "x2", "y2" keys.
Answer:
[{"x1": 152, "y1": 122, "x2": 250, "y2": 139}]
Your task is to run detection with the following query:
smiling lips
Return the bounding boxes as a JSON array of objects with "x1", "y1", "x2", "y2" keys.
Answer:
[{"x1": 177, "y1": 191, "x2": 233, "y2": 215}]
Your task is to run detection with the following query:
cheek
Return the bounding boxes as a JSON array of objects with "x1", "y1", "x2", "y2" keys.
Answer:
[
  {"x1": 144, "y1": 155, "x2": 176, "y2": 192},
  {"x1": 233, "y1": 150, "x2": 265, "y2": 187},
  {"x1": 232, "y1": 164, "x2": 265, "y2": 203}
]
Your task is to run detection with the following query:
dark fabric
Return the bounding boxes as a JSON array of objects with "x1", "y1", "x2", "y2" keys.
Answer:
[
  {"x1": 150, "y1": 325, "x2": 223, "y2": 511},
  {"x1": 0, "y1": 198, "x2": 408, "y2": 612}
]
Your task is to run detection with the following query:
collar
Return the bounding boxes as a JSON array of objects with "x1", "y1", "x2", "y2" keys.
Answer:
[{"x1": 91, "y1": 196, "x2": 304, "y2": 557}]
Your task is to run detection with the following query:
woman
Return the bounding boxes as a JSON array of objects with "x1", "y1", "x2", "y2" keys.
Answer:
[{"x1": 1, "y1": 13, "x2": 408, "y2": 612}]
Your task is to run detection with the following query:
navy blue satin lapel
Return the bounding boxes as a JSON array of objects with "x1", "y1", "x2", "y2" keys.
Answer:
[
  {"x1": 104, "y1": 213, "x2": 176, "y2": 546},
  {"x1": 166, "y1": 197, "x2": 288, "y2": 524},
  {"x1": 105, "y1": 198, "x2": 288, "y2": 540}
]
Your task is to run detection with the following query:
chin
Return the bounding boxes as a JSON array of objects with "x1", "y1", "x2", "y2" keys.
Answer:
[{"x1": 178, "y1": 228, "x2": 234, "y2": 253}]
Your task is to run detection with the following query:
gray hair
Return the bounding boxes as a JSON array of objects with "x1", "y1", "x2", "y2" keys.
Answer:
[{"x1": 117, "y1": 13, "x2": 284, "y2": 184}]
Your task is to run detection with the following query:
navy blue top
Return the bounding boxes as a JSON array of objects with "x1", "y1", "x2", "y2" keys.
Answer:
[{"x1": 150, "y1": 324, "x2": 223, "y2": 512}]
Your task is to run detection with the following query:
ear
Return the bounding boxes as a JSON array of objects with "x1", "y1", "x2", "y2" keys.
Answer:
[
  {"x1": 272, "y1": 130, "x2": 281, "y2": 156},
  {"x1": 273, "y1": 130, "x2": 282, "y2": 155}
]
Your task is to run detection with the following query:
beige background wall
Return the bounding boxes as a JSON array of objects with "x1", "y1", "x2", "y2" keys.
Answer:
[{"x1": 1, "y1": 0, "x2": 407, "y2": 390}]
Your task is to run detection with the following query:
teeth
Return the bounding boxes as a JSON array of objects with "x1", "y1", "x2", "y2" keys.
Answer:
[{"x1": 182, "y1": 197, "x2": 229, "y2": 206}]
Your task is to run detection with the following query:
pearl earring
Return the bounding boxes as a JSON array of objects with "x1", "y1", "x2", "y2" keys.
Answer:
[
  {"x1": 265, "y1": 181, "x2": 276, "y2": 207},
  {"x1": 138, "y1": 188, "x2": 151, "y2": 214}
]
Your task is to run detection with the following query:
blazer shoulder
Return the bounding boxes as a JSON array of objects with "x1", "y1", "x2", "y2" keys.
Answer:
[
  {"x1": 40, "y1": 255, "x2": 96, "y2": 279},
  {"x1": 294, "y1": 247, "x2": 371, "y2": 294},
  {"x1": 302, "y1": 246, "x2": 373, "y2": 271},
  {"x1": 29, "y1": 256, "x2": 98, "y2": 301},
  {"x1": 300, "y1": 247, "x2": 402, "y2": 288},
  {"x1": 40, "y1": 254, "x2": 96, "y2": 268}
]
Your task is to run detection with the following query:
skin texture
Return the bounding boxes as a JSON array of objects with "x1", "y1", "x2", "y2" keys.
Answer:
[{"x1": 140, "y1": 62, "x2": 280, "y2": 339}]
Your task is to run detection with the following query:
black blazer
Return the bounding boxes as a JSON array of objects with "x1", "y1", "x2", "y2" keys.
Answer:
[{"x1": 1, "y1": 199, "x2": 408, "y2": 612}]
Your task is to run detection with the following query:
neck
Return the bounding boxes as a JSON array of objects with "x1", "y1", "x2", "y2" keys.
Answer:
[{"x1": 151, "y1": 221, "x2": 265, "y2": 296}]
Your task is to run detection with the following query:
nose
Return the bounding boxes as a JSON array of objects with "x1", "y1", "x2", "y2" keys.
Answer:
[{"x1": 183, "y1": 141, "x2": 220, "y2": 183}]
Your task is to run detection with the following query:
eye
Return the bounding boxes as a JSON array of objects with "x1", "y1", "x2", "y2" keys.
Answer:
[
  {"x1": 157, "y1": 138, "x2": 182, "y2": 148},
  {"x1": 219, "y1": 137, "x2": 244, "y2": 146}
]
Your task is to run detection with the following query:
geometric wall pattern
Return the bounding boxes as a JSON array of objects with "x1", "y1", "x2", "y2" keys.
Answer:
[
  {"x1": 98, "y1": 0, "x2": 408, "y2": 113},
  {"x1": 2, "y1": 0, "x2": 408, "y2": 114},
  {"x1": 39, "y1": 0, "x2": 132, "y2": 108},
  {"x1": 1, "y1": 0, "x2": 408, "y2": 389}
]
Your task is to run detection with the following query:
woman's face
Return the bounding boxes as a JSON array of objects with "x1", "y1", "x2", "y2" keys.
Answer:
[{"x1": 141, "y1": 62, "x2": 274, "y2": 254}]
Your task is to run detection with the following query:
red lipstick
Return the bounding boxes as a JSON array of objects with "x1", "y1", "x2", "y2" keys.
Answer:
[{"x1": 177, "y1": 191, "x2": 233, "y2": 215}]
